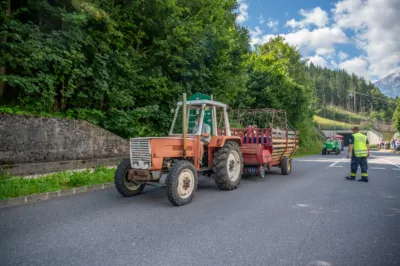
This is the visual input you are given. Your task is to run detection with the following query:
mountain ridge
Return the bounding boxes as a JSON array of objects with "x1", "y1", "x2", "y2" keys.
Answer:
[{"x1": 374, "y1": 72, "x2": 400, "y2": 99}]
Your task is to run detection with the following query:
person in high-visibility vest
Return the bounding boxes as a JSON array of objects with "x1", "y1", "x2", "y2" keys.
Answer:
[{"x1": 346, "y1": 126, "x2": 370, "y2": 182}]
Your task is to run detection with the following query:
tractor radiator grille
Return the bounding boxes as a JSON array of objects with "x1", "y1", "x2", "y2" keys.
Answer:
[{"x1": 130, "y1": 138, "x2": 151, "y2": 169}]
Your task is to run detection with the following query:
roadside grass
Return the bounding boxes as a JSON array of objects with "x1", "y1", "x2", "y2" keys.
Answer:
[
  {"x1": 313, "y1": 115, "x2": 351, "y2": 127},
  {"x1": 0, "y1": 166, "x2": 116, "y2": 200},
  {"x1": 320, "y1": 105, "x2": 368, "y2": 120},
  {"x1": 313, "y1": 115, "x2": 370, "y2": 130},
  {"x1": 315, "y1": 105, "x2": 369, "y2": 125},
  {"x1": 293, "y1": 148, "x2": 320, "y2": 158}
]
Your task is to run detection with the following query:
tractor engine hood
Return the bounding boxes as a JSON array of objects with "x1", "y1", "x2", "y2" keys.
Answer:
[{"x1": 129, "y1": 136, "x2": 197, "y2": 170}]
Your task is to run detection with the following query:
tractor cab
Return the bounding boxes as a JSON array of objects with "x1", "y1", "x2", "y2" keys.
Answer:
[{"x1": 168, "y1": 98, "x2": 231, "y2": 139}]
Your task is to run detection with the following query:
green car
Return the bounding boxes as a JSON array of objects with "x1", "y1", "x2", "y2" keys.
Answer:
[{"x1": 322, "y1": 139, "x2": 340, "y2": 155}]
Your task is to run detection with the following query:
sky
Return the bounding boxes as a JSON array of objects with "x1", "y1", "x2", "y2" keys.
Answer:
[{"x1": 235, "y1": 0, "x2": 400, "y2": 83}]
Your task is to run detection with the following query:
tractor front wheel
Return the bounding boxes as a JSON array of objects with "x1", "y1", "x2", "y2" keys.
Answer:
[
  {"x1": 115, "y1": 158, "x2": 146, "y2": 197},
  {"x1": 281, "y1": 156, "x2": 292, "y2": 175},
  {"x1": 166, "y1": 160, "x2": 198, "y2": 206},
  {"x1": 213, "y1": 141, "x2": 244, "y2": 190}
]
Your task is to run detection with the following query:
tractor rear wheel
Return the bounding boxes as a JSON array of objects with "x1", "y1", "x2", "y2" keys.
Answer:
[
  {"x1": 280, "y1": 156, "x2": 292, "y2": 175},
  {"x1": 166, "y1": 160, "x2": 198, "y2": 206},
  {"x1": 213, "y1": 141, "x2": 243, "y2": 190},
  {"x1": 115, "y1": 158, "x2": 146, "y2": 197}
]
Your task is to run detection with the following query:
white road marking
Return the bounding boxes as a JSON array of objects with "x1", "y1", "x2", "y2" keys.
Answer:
[
  {"x1": 296, "y1": 159, "x2": 342, "y2": 162},
  {"x1": 331, "y1": 165, "x2": 343, "y2": 168},
  {"x1": 329, "y1": 157, "x2": 347, "y2": 167},
  {"x1": 370, "y1": 167, "x2": 386, "y2": 170},
  {"x1": 372, "y1": 156, "x2": 400, "y2": 169},
  {"x1": 393, "y1": 168, "x2": 400, "y2": 171}
]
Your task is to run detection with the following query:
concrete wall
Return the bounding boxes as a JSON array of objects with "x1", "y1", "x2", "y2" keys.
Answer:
[{"x1": 0, "y1": 113, "x2": 129, "y2": 175}]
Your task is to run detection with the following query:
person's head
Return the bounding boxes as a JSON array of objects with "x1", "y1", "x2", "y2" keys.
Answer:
[
  {"x1": 196, "y1": 114, "x2": 201, "y2": 124},
  {"x1": 352, "y1": 126, "x2": 360, "y2": 133}
]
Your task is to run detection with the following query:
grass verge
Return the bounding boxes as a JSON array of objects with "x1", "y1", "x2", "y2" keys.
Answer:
[
  {"x1": 313, "y1": 115, "x2": 370, "y2": 130},
  {"x1": 0, "y1": 166, "x2": 115, "y2": 200},
  {"x1": 293, "y1": 147, "x2": 321, "y2": 158}
]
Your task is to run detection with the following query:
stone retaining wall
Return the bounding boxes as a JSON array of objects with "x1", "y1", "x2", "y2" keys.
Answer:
[{"x1": 0, "y1": 113, "x2": 129, "y2": 175}]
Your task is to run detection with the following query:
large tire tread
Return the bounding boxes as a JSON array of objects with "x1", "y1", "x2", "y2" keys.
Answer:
[
  {"x1": 212, "y1": 141, "x2": 244, "y2": 190},
  {"x1": 166, "y1": 160, "x2": 198, "y2": 206},
  {"x1": 115, "y1": 158, "x2": 146, "y2": 197},
  {"x1": 280, "y1": 156, "x2": 291, "y2": 175}
]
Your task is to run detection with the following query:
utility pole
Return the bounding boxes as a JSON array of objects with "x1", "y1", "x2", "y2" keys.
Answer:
[{"x1": 354, "y1": 91, "x2": 356, "y2": 113}]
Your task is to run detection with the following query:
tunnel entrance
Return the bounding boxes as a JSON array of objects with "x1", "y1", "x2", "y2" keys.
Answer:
[
  {"x1": 337, "y1": 132, "x2": 368, "y2": 147},
  {"x1": 341, "y1": 133, "x2": 352, "y2": 146}
]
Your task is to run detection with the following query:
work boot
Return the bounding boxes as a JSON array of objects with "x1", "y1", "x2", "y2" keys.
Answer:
[
  {"x1": 345, "y1": 176, "x2": 356, "y2": 180},
  {"x1": 358, "y1": 177, "x2": 369, "y2": 182}
]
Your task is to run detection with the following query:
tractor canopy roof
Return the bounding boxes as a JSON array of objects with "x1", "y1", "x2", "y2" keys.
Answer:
[{"x1": 176, "y1": 99, "x2": 227, "y2": 109}]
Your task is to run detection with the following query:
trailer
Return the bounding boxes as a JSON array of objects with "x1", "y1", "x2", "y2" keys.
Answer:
[{"x1": 218, "y1": 124, "x2": 299, "y2": 178}]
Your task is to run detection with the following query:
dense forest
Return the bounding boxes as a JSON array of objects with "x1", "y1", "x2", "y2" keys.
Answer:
[
  {"x1": 307, "y1": 64, "x2": 395, "y2": 121},
  {"x1": 0, "y1": 0, "x2": 395, "y2": 152}
]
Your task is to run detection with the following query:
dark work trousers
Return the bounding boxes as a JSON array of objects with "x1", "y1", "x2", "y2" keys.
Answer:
[{"x1": 350, "y1": 155, "x2": 368, "y2": 178}]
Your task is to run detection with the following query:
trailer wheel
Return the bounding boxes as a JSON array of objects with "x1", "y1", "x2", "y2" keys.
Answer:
[
  {"x1": 115, "y1": 158, "x2": 146, "y2": 197},
  {"x1": 213, "y1": 141, "x2": 244, "y2": 190},
  {"x1": 166, "y1": 160, "x2": 198, "y2": 206},
  {"x1": 280, "y1": 156, "x2": 291, "y2": 175}
]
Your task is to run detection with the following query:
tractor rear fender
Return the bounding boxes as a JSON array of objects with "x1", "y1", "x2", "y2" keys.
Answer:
[{"x1": 208, "y1": 136, "x2": 242, "y2": 148}]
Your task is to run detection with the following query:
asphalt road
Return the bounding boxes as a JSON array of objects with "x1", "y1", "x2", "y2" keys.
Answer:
[{"x1": 1, "y1": 149, "x2": 400, "y2": 266}]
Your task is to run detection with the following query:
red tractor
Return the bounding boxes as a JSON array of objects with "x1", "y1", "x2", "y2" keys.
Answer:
[{"x1": 114, "y1": 93, "x2": 299, "y2": 206}]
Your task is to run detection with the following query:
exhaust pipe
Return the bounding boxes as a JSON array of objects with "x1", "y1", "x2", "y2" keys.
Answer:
[{"x1": 182, "y1": 93, "x2": 187, "y2": 157}]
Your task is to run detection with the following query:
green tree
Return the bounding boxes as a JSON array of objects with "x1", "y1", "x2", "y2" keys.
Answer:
[
  {"x1": 0, "y1": 0, "x2": 249, "y2": 138},
  {"x1": 393, "y1": 99, "x2": 400, "y2": 132}
]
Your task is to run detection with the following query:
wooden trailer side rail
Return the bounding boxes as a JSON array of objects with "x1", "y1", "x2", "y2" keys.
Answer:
[
  {"x1": 218, "y1": 127, "x2": 273, "y2": 146},
  {"x1": 218, "y1": 127, "x2": 299, "y2": 163},
  {"x1": 270, "y1": 128, "x2": 299, "y2": 162}
]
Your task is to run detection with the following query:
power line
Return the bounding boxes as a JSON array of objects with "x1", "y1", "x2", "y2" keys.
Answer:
[{"x1": 348, "y1": 90, "x2": 396, "y2": 104}]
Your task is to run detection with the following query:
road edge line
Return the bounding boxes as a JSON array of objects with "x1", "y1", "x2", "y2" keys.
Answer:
[{"x1": 0, "y1": 182, "x2": 115, "y2": 209}]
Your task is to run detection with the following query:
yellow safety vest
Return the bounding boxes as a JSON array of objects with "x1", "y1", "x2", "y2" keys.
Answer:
[{"x1": 352, "y1": 132, "x2": 368, "y2": 157}]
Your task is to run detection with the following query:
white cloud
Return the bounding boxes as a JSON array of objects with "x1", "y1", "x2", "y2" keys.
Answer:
[
  {"x1": 339, "y1": 56, "x2": 371, "y2": 80},
  {"x1": 308, "y1": 55, "x2": 328, "y2": 68},
  {"x1": 267, "y1": 19, "x2": 279, "y2": 32},
  {"x1": 286, "y1": 7, "x2": 329, "y2": 29},
  {"x1": 282, "y1": 27, "x2": 348, "y2": 56},
  {"x1": 316, "y1": 48, "x2": 336, "y2": 59},
  {"x1": 259, "y1": 14, "x2": 265, "y2": 24},
  {"x1": 330, "y1": 60, "x2": 338, "y2": 68},
  {"x1": 236, "y1": 0, "x2": 249, "y2": 23},
  {"x1": 249, "y1": 26, "x2": 263, "y2": 39},
  {"x1": 250, "y1": 27, "x2": 348, "y2": 58},
  {"x1": 338, "y1": 51, "x2": 349, "y2": 60},
  {"x1": 250, "y1": 34, "x2": 275, "y2": 47},
  {"x1": 332, "y1": 0, "x2": 400, "y2": 80}
]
